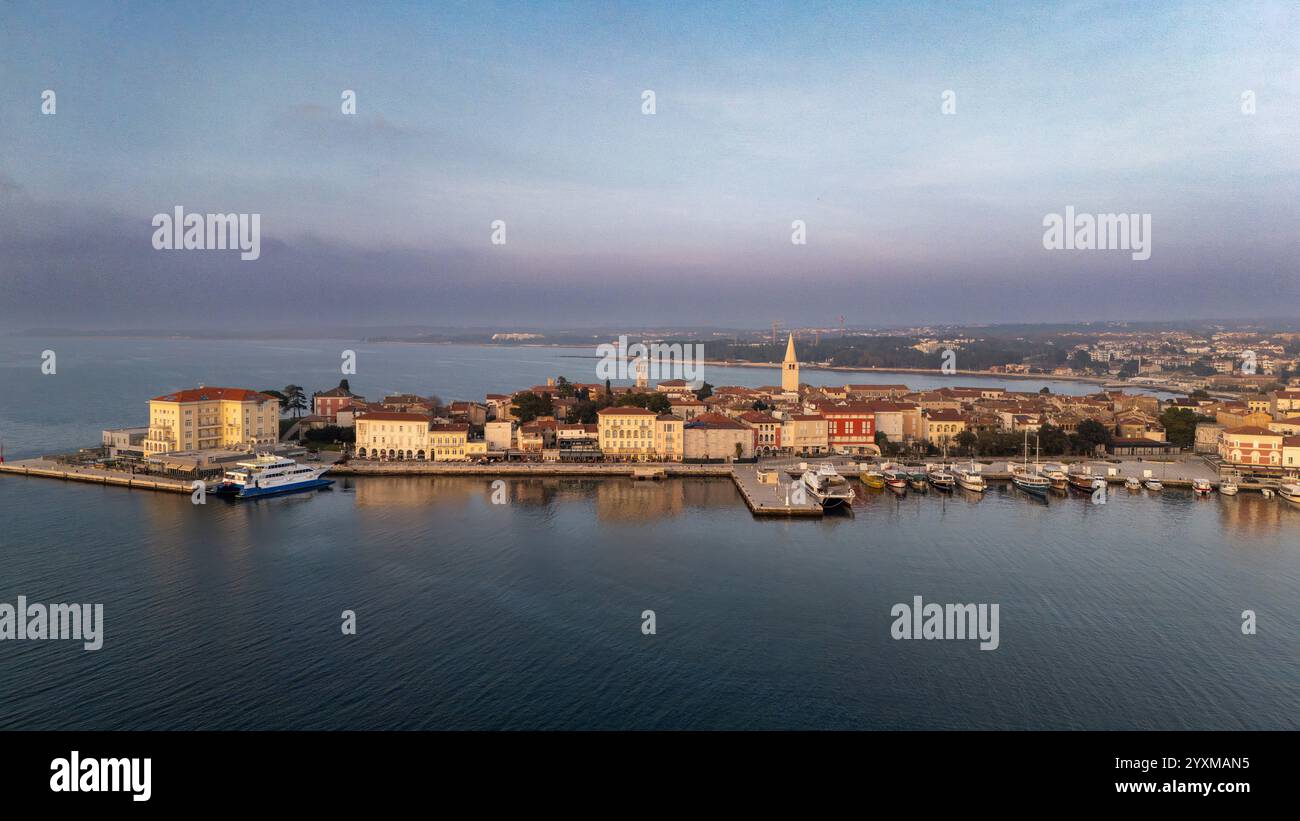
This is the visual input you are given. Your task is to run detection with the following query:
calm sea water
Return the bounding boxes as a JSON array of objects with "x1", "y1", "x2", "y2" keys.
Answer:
[{"x1": 0, "y1": 337, "x2": 1294, "y2": 730}]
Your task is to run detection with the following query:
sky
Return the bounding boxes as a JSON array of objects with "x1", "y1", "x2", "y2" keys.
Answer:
[{"x1": 1, "y1": 0, "x2": 1297, "y2": 330}]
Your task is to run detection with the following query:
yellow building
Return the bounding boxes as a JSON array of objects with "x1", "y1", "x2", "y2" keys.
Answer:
[
  {"x1": 144, "y1": 387, "x2": 279, "y2": 455},
  {"x1": 598, "y1": 406, "x2": 657, "y2": 461},
  {"x1": 355, "y1": 412, "x2": 431, "y2": 460},
  {"x1": 654, "y1": 414, "x2": 684, "y2": 462},
  {"x1": 429, "y1": 423, "x2": 471, "y2": 460},
  {"x1": 782, "y1": 414, "x2": 828, "y2": 455}
]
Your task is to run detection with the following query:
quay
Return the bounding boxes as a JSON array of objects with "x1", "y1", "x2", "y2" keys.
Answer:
[{"x1": 0, "y1": 459, "x2": 194, "y2": 493}]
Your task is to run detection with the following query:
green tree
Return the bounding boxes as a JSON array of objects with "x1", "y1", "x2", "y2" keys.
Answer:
[
  {"x1": 511, "y1": 391, "x2": 554, "y2": 423},
  {"x1": 283, "y1": 385, "x2": 307, "y2": 419},
  {"x1": 555, "y1": 376, "x2": 576, "y2": 398},
  {"x1": 1075, "y1": 418, "x2": 1113, "y2": 452},
  {"x1": 1160, "y1": 407, "x2": 1203, "y2": 449},
  {"x1": 955, "y1": 430, "x2": 978, "y2": 455},
  {"x1": 261, "y1": 389, "x2": 288, "y2": 413},
  {"x1": 338, "y1": 378, "x2": 351, "y2": 393},
  {"x1": 696, "y1": 382, "x2": 714, "y2": 400}
]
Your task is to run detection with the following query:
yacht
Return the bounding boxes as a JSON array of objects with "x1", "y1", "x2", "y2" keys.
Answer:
[
  {"x1": 801, "y1": 464, "x2": 856, "y2": 510},
  {"x1": 953, "y1": 460, "x2": 986, "y2": 493},
  {"x1": 1278, "y1": 482, "x2": 1300, "y2": 507},
  {"x1": 214, "y1": 454, "x2": 333, "y2": 499},
  {"x1": 1143, "y1": 477, "x2": 1163, "y2": 492}
]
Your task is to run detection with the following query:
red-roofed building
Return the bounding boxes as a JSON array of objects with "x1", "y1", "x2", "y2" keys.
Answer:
[
  {"x1": 821, "y1": 403, "x2": 877, "y2": 455},
  {"x1": 144, "y1": 386, "x2": 280, "y2": 455},
  {"x1": 738, "y1": 411, "x2": 782, "y2": 455}
]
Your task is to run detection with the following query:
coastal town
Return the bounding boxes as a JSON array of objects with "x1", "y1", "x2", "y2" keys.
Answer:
[{"x1": 4, "y1": 333, "x2": 1300, "y2": 514}]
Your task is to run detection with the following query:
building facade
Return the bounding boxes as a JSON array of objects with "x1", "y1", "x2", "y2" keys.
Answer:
[{"x1": 144, "y1": 387, "x2": 280, "y2": 456}]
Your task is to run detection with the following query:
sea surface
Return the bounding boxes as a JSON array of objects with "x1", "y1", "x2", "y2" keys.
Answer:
[{"x1": 0, "y1": 337, "x2": 1295, "y2": 730}]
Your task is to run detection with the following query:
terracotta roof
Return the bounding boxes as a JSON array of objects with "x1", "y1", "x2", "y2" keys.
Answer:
[
  {"x1": 357, "y1": 411, "x2": 430, "y2": 422},
  {"x1": 1223, "y1": 425, "x2": 1281, "y2": 436},
  {"x1": 597, "y1": 406, "x2": 656, "y2": 416},
  {"x1": 686, "y1": 412, "x2": 747, "y2": 430},
  {"x1": 152, "y1": 387, "x2": 273, "y2": 403},
  {"x1": 429, "y1": 423, "x2": 470, "y2": 433}
]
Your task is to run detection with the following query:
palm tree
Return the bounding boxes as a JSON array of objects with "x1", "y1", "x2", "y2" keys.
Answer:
[{"x1": 283, "y1": 385, "x2": 307, "y2": 419}]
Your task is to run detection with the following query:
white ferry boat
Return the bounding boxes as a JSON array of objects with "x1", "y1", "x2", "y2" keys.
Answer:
[
  {"x1": 215, "y1": 454, "x2": 333, "y2": 499},
  {"x1": 801, "y1": 463, "x2": 856, "y2": 510}
]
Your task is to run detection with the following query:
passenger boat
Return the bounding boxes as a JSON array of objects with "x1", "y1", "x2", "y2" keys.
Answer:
[
  {"x1": 882, "y1": 468, "x2": 908, "y2": 492},
  {"x1": 1042, "y1": 463, "x2": 1069, "y2": 490},
  {"x1": 953, "y1": 460, "x2": 986, "y2": 493},
  {"x1": 1143, "y1": 477, "x2": 1163, "y2": 492},
  {"x1": 1124, "y1": 476, "x2": 1141, "y2": 491},
  {"x1": 801, "y1": 463, "x2": 856, "y2": 509},
  {"x1": 926, "y1": 463, "x2": 955, "y2": 491},
  {"x1": 1192, "y1": 478, "x2": 1213, "y2": 496},
  {"x1": 214, "y1": 454, "x2": 333, "y2": 499},
  {"x1": 1278, "y1": 482, "x2": 1300, "y2": 507}
]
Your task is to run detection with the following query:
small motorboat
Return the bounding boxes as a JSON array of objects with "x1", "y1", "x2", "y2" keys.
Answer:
[
  {"x1": 861, "y1": 469, "x2": 886, "y2": 490},
  {"x1": 1143, "y1": 478, "x2": 1163, "y2": 492},
  {"x1": 1219, "y1": 474, "x2": 1239, "y2": 496},
  {"x1": 882, "y1": 468, "x2": 908, "y2": 492},
  {"x1": 1124, "y1": 476, "x2": 1141, "y2": 491},
  {"x1": 908, "y1": 471, "x2": 928, "y2": 491},
  {"x1": 1192, "y1": 478, "x2": 1213, "y2": 496},
  {"x1": 1260, "y1": 488, "x2": 1274, "y2": 499}
]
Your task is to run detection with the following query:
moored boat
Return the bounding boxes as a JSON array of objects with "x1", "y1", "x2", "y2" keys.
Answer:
[
  {"x1": 953, "y1": 461, "x2": 986, "y2": 493},
  {"x1": 1066, "y1": 464, "x2": 1098, "y2": 492},
  {"x1": 861, "y1": 469, "x2": 886, "y2": 490},
  {"x1": 214, "y1": 454, "x2": 333, "y2": 499},
  {"x1": 1143, "y1": 478, "x2": 1163, "y2": 492},
  {"x1": 908, "y1": 471, "x2": 929, "y2": 491},
  {"x1": 1278, "y1": 482, "x2": 1300, "y2": 507},
  {"x1": 1124, "y1": 476, "x2": 1141, "y2": 491},
  {"x1": 1192, "y1": 478, "x2": 1213, "y2": 496},
  {"x1": 926, "y1": 463, "x2": 955, "y2": 491},
  {"x1": 1219, "y1": 472, "x2": 1239, "y2": 496},
  {"x1": 882, "y1": 468, "x2": 908, "y2": 492},
  {"x1": 801, "y1": 463, "x2": 856, "y2": 509}
]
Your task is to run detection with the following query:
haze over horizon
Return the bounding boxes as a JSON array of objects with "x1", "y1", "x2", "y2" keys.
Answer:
[{"x1": 2, "y1": 0, "x2": 1298, "y2": 329}]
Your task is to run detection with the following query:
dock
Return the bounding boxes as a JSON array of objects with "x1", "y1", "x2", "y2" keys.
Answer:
[
  {"x1": 0, "y1": 459, "x2": 194, "y2": 493},
  {"x1": 730, "y1": 464, "x2": 824, "y2": 516}
]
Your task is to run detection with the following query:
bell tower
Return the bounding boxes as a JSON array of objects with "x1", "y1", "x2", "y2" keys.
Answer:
[{"x1": 781, "y1": 333, "x2": 799, "y2": 395}]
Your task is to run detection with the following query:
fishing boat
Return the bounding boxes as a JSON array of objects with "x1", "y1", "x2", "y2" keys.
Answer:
[
  {"x1": 926, "y1": 463, "x2": 955, "y2": 492},
  {"x1": 1192, "y1": 478, "x2": 1213, "y2": 496},
  {"x1": 860, "y1": 468, "x2": 886, "y2": 490},
  {"x1": 882, "y1": 468, "x2": 908, "y2": 492},
  {"x1": 801, "y1": 463, "x2": 856, "y2": 509},
  {"x1": 1277, "y1": 482, "x2": 1300, "y2": 507},
  {"x1": 1218, "y1": 472, "x2": 1239, "y2": 496},
  {"x1": 908, "y1": 471, "x2": 929, "y2": 491},
  {"x1": 953, "y1": 460, "x2": 986, "y2": 493},
  {"x1": 1143, "y1": 477, "x2": 1163, "y2": 492},
  {"x1": 1124, "y1": 476, "x2": 1141, "y2": 491},
  {"x1": 214, "y1": 454, "x2": 333, "y2": 499}
]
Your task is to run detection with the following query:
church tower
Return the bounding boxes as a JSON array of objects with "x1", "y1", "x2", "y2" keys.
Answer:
[{"x1": 781, "y1": 333, "x2": 799, "y2": 395}]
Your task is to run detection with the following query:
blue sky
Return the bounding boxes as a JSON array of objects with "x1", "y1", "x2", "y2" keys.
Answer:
[{"x1": 1, "y1": 0, "x2": 1297, "y2": 328}]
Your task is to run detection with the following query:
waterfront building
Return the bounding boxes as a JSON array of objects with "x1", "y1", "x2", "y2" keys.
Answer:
[
  {"x1": 485, "y1": 420, "x2": 514, "y2": 452},
  {"x1": 355, "y1": 411, "x2": 430, "y2": 460},
  {"x1": 781, "y1": 334, "x2": 800, "y2": 397},
  {"x1": 144, "y1": 387, "x2": 279, "y2": 456},
  {"x1": 518, "y1": 418, "x2": 557, "y2": 452},
  {"x1": 684, "y1": 413, "x2": 754, "y2": 461},
  {"x1": 1217, "y1": 425, "x2": 1284, "y2": 468},
  {"x1": 822, "y1": 403, "x2": 878, "y2": 455},
  {"x1": 429, "y1": 423, "x2": 472, "y2": 460},
  {"x1": 654, "y1": 415, "x2": 684, "y2": 462},
  {"x1": 669, "y1": 398, "x2": 706, "y2": 420},
  {"x1": 447, "y1": 401, "x2": 488, "y2": 426},
  {"x1": 597, "y1": 406, "x2": 657, "y2": 461},
  {"x1": 102, "y1": 427, "x2": 148, "y2": 459},
  {"x1": 781, "y1": 414, "x2": 828, "y2": 455},
  {"x1": 1284, "y1": 436, "x2": 1300, "y2": 469},
  {"x1": 738, "y1": 411, "x2": 782, "y2": 455}
]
